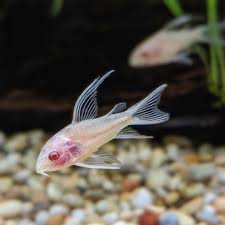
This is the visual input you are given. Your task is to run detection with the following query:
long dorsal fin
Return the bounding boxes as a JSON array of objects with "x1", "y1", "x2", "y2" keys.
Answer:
[{"x1": 72, "y1": 70, "x2": 114, "y2": 123}]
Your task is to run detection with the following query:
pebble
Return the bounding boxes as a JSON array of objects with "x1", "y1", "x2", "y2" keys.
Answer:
[
  {"x1": 131, "y1": 188, "x2": 153, "y2": 209},
  {"x1": 217, "y1": 169, "x2": 225, "y2": 184},
  {"x1": 102, "y1": 212, "x2": 119, "y2": 225},
  {"x1": 62, "y1": 194, "x2": 84, "y2": 208},
  {"x1": 4, "y1": 133, "x2": 28, "y2": 152},
  {"x1": 166, "y1": 144, "x2": 180, "y2": 161},
  {"x1": 14, "y1": 169, "x2": 30, "y2": 183},
  {"x1": 146, "y1": 169, "x2": 169, "y2": 190},
  {"x1": 174, "y1": 212, "x2": 195, "y2": 225},
  {"x1": 180, "y1": 198, "x2": 203, "y2": 214},
  {"x1": 27, "y1": 177, "x2": 44, "y2": 191},
  {"x1": 0, "y1": 154, "x2": 20, "y2": 174},
  {"x1": 35, "y1": 210, "x2": 49, "y2": 225},
  {"x1": 17, "y1": 219, "x2": 35, "y2": 225},
  {"x1": 150, "y1": 148, "x2": 166, "y2": 168},
  {"x1": 159, "y1": 212, "x2": 179, "y2": 225},
  {"x1": 47, "y1": 182, "x2": 63, "y2": 201},
  {"x1": 188, "y1": 163, "x2": 216, "y2": 181},
  {"x1": 164, "y1": 192, "x2": 180, "y2": 205},
  {"x1": 182, "y1": 183, "x2": 206, "y2": 198},
  {"x1": 103, "y1": 180, "x2": 116, "y2": 192},
  {"x1": 49, "y1": 204, "x2": 69, "y2": 215},
  {"x1": 27, "y1": 130, "x2": 45, "y2": 150},
  {"x1": 63, "y1": 217, "x2": 81, "y2": 225},
  {"x1": 214, "y1": 197, "x2": 225, "y2": 214},
  {"x1": 203, "y1": 192, "x2": 216, "y2": 204},
  {"x1": 47, "y1": 215, "x2": 65, "y2": 225},
  {"x1": 95, "y1": 200, "x2": 117, "y2": 214},
  {"x1": 23, "y1": 150, "x2": 38, "y2": 171},
  {"x1": 114, "y1": 222, "x2": 136, "y2": 225},
  {"x1": 0, "y1": 177, "x2": 13, "y2": 193},
  {"x1": 0, "y1": 200, "x2": 32, "y2": 218},
  {"x1": 122, "y1": 174, "x2": 142, "y2": 192},
  {"x1": 197, "y1": 205, "x2": 219, "y2": 224},
  {"x1": 138, "y1": 210, "x2": 159, "y2": 225},
  {"x1": 71, "y1": 209, "x2": 85, "y2": 223}
]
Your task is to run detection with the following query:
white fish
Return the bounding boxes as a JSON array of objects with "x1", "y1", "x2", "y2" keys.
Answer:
[
  {"x1": 129, "y1": 15, "x2": 225, "y2": 67},
  {"x1": 36, "y1": 70, "x2": 169, "y2": 175}
]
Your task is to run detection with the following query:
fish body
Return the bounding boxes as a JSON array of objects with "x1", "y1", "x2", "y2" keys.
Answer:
[
  {"x1": 36, "y1": 70, "x2": 169, "y2": 175},
  {"x1": 129, "y1": 15, "x2": 225, "y2": 67}
]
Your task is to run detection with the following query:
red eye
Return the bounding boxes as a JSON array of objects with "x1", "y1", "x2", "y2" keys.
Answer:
[{"x1": 48, "y1": 151, "x2": 60, "y2": 161}]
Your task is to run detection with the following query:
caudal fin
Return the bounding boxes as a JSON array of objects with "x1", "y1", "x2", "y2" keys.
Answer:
[
  {"x1": 129, "y1": 84, "x2": 169, "y2": 125},
  {"x1": 198, "y1": 21, "x2": 225, "y2": 46}
]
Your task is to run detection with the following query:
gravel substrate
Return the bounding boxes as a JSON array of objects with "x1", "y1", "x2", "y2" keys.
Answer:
[{"x1": 0, "y1": 130, "x2": 224, "y2": 225}]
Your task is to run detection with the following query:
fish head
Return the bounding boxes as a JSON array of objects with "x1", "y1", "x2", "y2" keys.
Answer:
[
  {"x1": 36, "y1": 134, "x2": 81, "y2": 175},
  {"x1": 129, "y1": 40, "x2": 162, "y2": 67}
]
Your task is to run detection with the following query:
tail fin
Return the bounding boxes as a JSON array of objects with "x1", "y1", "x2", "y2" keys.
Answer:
[
  {"x1": 129, "y1": 84, "x2": 169, "y2": 125},
  {"x1": 197, "y1": 21, "x2": 225, "y2": 46}
]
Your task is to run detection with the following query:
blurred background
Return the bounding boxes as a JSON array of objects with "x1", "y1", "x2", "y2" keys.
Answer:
[
  {"x1": 0, "y1": 1, "x2": 225, "y2": 225},
  {"x1": 0, "y1": 0, "x2": 224, "y2": 142}
]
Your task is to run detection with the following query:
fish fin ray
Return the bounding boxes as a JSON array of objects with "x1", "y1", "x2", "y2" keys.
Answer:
[
  {"x1": 129, "y1": 84, "x2": 169, "y2": 125},
  {"x1": 75, "y1": 150, "x2": 121, "y2": 169},
  {"x1": 106, "y1": 102, "x2": 127, "y2": 115},
  {"x1": 72, "y1": 70, "x2": 114, "y2": 123},
  {"x1": 115, "y1": 126, "x2": 153, "y2": 139}
]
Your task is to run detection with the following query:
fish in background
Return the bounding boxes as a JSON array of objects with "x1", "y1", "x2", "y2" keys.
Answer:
[
  {"x1": 129, "y1": 15, "x2": 225, "y2": 67},
  {"x1": 36, "y1": 70, "x2": 169, "y2": 175}
]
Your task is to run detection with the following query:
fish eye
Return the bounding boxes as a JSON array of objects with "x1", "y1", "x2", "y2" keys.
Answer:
[
  {"x1": 141, "y1": 51, "x2": 149, "y2": 58},
  {"x1": 48, "y1": 151, "x2": 60, "y2": 161}
]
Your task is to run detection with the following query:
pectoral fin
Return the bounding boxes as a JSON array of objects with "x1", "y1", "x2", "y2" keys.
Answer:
[
  {"x1": 171, "y1": 52, "x2": 193, "y2": 65},
  {"x1": 75, "y1": 150, "x2": 121, "y2": 169},
  {"x1": 116, "y1": 126, "x2": 153, "y2": 139}
]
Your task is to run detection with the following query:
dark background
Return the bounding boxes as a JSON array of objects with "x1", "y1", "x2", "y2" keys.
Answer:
[{"x1": 0, "y1": 0, "x2": 225, "y2": 142}]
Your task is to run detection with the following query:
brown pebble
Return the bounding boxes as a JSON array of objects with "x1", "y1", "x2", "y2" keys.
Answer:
[
  {"x1": 164, "y1": 192, "x2": 180, "y2": 205},
  {"x1": 138, "y1": 210, "x2": 159, "y2": 225},
  {"x1": 31, "y1": 191, "x2": 48, "y2": 204},
  {"x1": 122, "y1": 178, "x2": 141, "y2": 192},
  {"x1": 214, "y1": 197, "x2": 225, "y2": 214},
  {"x1": 48, "y1": 215, "x2": 65, "y2": 225},
  {"x1": 215, "y1": 154, "x2": 225, "y2": 166},
  {"x1": 184, "y1": 153, "x2": 199, "y2": 164},
  {"x1": 180, "y1": 197, "x2": 203, "y2": 214}
]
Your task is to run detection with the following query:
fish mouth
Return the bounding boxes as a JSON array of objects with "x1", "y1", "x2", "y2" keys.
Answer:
[
  {"x1": 38, "y1": 170, "x2": 49, "y2": 177},
  {"x1": 36, "y1": 164, "x2": 49, "y2": 177}
]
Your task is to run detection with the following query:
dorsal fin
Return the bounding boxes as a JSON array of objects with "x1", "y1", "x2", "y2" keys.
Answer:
[{"x1": 72, "y1": 70, "x2": 114, "y2": 123}]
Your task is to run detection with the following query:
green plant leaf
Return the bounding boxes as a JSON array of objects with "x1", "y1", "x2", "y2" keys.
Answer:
[
  {"x1": 50, "y1": 0, "x2": 64, "y2": 17},
  {"x1": 163, "y1": 0, "x2": 183, "y2": 16}
]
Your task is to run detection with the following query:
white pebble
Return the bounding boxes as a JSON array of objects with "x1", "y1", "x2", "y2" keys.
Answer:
[
  {"x1": 49, "y1": 204, "x2": 69, "y2": 215},
  {"x1": 35, "y1": 210, "x2": 49, "y2": 225},
  {"x1": 131, "y1": 188, "x2": 153, "y2": 209},
  {"x1": 102, "y1": 212, "x2": 119, "y2": 225}
]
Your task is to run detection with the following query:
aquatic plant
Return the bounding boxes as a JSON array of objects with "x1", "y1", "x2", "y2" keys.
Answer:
[
  {"x1": 50, "y1": 0, "x2": 64, "y2": 17},
  {"x1": 163, "y1": 0, "x2": 183, "y2": 16},
  {"x1": 207, "y1": 0, "x2": 225, "y2": 105},
  {"x1": 164, "y1": 0, "x2": 225, "y2": 106}
]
